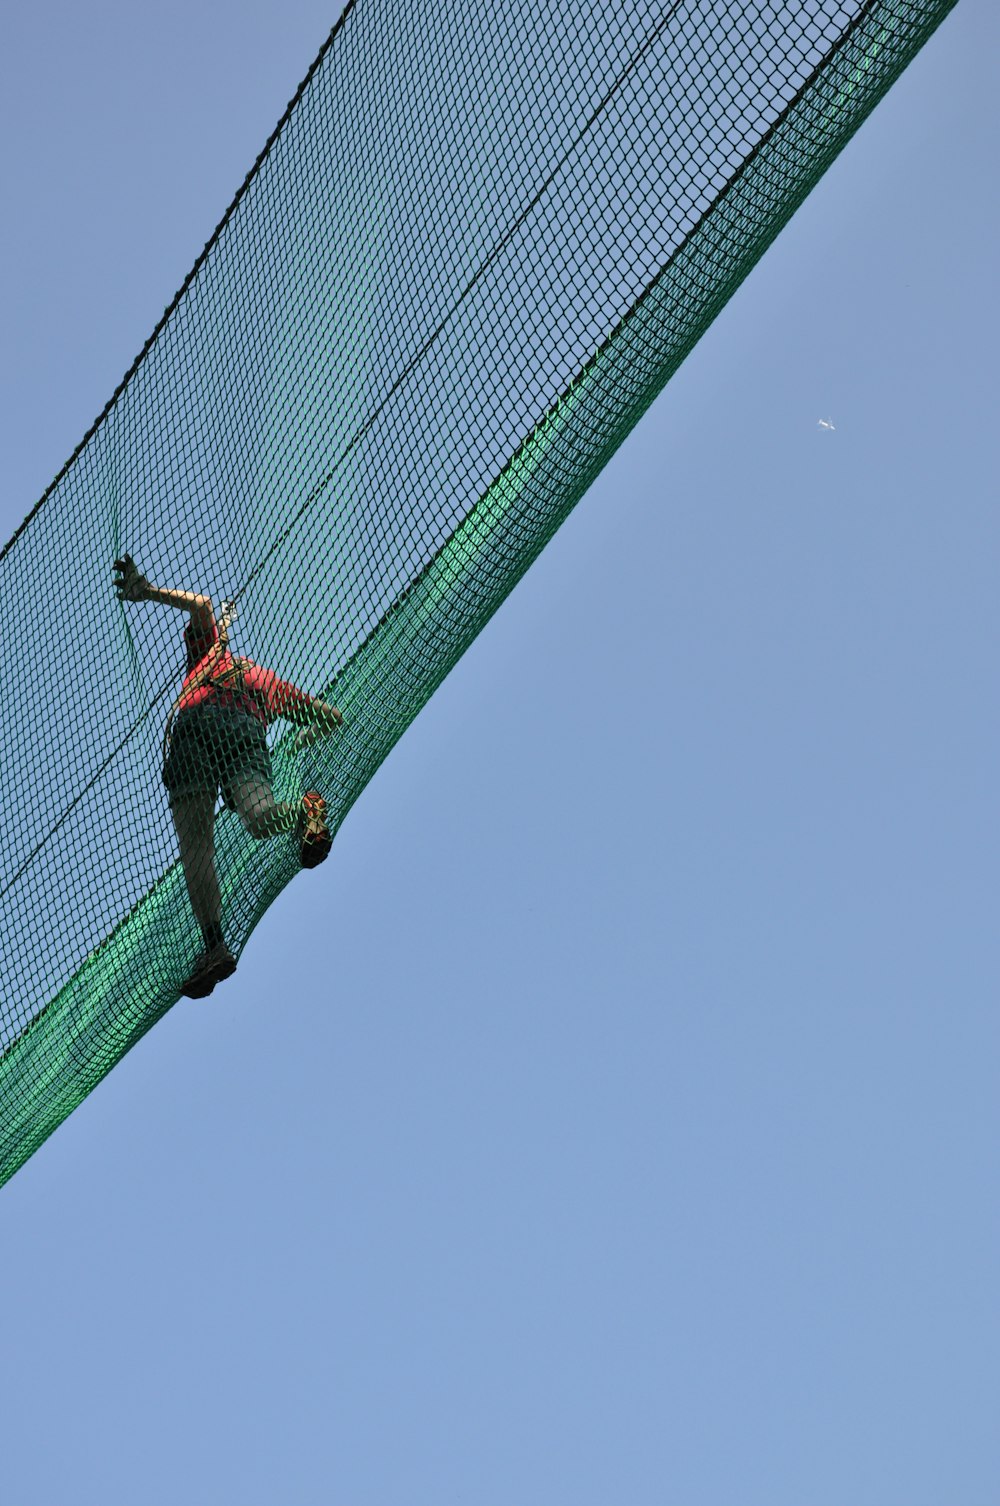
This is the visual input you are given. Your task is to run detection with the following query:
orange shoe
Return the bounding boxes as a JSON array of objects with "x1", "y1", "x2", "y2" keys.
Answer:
[{"x1": 298, "y1": 790, "x2": 332, "y2": 868}]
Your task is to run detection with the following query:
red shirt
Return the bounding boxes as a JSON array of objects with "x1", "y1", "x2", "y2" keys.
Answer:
[{"x1": 178, "y1": 617, "x2": 313, "y2": 726}]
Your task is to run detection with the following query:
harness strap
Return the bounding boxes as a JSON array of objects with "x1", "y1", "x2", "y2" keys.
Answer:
[{"x1": 161, "y1": 604, "x2": 244, "y2": 765}]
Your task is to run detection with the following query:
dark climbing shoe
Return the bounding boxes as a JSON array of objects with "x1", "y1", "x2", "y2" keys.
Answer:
[
  {"x1": 182, "y1": 942, "x2": 237, "y2": 999},
  {"x1": 298, "y1": 790, "x2": 332, "y2": 868}
]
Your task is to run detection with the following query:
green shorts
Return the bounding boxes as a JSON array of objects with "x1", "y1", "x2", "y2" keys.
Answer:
[{"x1": 163, "y1": 705, "x2": 273, "y2": 804}]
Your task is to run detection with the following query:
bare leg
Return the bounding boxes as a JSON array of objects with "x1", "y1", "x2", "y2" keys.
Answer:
[
  {"x1": 228, "y1": 777, "x2": 331, "y2": 873},
  {"x1": 228, "y1": 776, "x2": 299, "y2": 840},
  {"x1": 171, "y1": 790, "x2": 221, "y2": 934},
  {"x1": 229, "y1": 776, "x2": 331, "y2": 868}
]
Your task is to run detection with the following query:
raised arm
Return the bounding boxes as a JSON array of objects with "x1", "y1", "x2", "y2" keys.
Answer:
[{"x1": 113, "y1": 554, "x2": 215, "y2": 635}]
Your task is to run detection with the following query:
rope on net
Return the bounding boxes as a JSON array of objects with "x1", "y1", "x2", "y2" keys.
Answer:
[{"x1": 0, "y1": 0, "x2": 958, "y2": 1184}]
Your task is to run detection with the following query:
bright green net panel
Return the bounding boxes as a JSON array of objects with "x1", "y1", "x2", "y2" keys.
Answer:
[{"x1": 0, "y1": 0, "x2": 957, "y2": 1184}]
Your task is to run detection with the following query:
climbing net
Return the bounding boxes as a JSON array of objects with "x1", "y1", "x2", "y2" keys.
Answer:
[{"x1": 0, "y1": 0, "x2": 957, "y2": 1183}]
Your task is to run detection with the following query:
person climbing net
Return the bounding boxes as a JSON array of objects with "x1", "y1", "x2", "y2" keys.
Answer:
[{"x1": 114, "y1": 555, "x2": 343, "y2": 999}]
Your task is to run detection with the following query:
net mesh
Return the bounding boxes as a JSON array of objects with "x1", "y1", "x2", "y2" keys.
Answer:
[{"x1": 0, "y1": 0, "x2": 957, "y2": 1184}]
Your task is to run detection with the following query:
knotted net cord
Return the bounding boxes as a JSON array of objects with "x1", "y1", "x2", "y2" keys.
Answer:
[{"x1": 0, "y1": 0, "x2": 957, "y2": 1183}]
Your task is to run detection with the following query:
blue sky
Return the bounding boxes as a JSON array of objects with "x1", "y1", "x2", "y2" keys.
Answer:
[{"x1": 1, "y1": 3, "x2": 996, "y2": 1504}]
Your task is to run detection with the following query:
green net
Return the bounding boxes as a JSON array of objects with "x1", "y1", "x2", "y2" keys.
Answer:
[{"x1": 0, "y1": 0, "x2": 957, "y2": 1185}]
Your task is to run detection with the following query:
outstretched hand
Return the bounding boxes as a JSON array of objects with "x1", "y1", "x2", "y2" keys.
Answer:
[
  {"x1": 294, "y1": 708, "x2": 343, "y2": 752},
  {"x1": 294, "y1": 726, "x2": 330, "y2": 752},
  {"x1": 113, "y1": 554, "x2": 150, "y2": 603}
]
